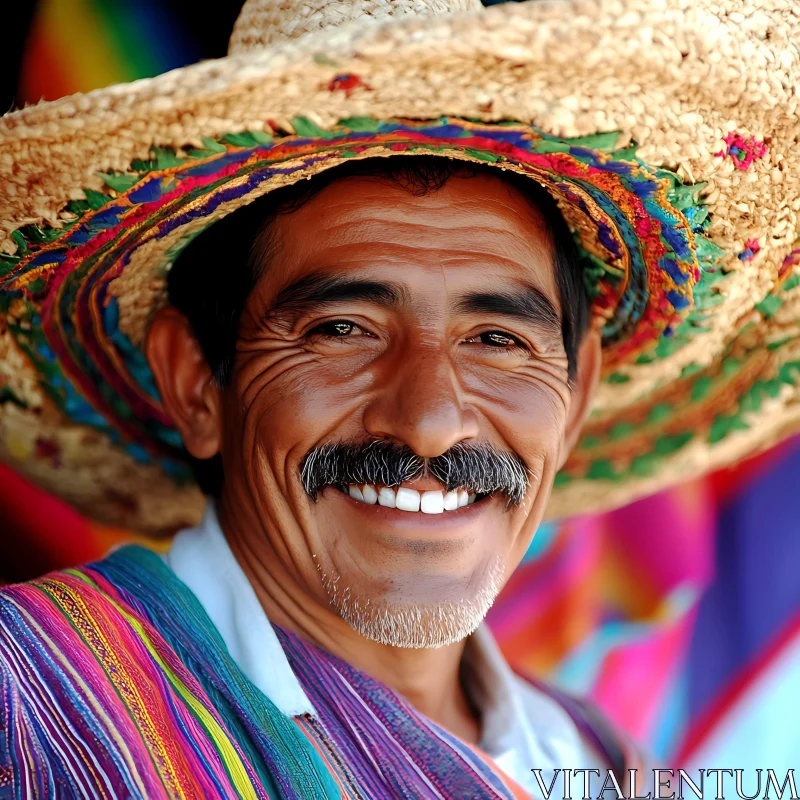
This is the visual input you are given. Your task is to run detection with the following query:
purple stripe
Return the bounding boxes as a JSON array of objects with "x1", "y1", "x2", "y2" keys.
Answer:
[{"x1": 275, "y1": 625, "x2": 516, "y2": 798}]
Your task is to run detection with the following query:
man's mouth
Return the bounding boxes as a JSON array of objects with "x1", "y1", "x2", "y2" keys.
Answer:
[{"x1": 338, "y1": 484, "x2": 483, "y2": 514}]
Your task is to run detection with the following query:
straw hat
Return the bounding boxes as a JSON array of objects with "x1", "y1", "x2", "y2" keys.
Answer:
[{"x1": 0, "y1": 0, "x2": 798, "y2": 533}]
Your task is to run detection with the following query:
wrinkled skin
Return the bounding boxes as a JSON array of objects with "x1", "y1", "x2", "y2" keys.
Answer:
[{"x1": 146, "y1": 172, "x2": 601, "y2": 742}]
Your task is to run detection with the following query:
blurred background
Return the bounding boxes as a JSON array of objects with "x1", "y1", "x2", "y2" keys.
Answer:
[{"x1": 3, "y1": 0, "x2": 800, "y2": 775}]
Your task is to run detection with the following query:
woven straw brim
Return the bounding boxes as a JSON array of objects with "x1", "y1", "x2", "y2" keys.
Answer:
[{"x1": 0, "y1": 0, "x2": 799, "y2": 532}]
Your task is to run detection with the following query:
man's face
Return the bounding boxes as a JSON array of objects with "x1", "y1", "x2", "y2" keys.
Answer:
[{"x1": 157, "y1": 171, "x2": 599, "y2": 648}]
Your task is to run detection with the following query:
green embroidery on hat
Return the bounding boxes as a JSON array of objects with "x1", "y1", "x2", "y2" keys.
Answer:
[
  {"x1": 654, "y1": 333, "x2": 691, "y2": 359},
  {"x1": 586, "y1": 459, "x2": 619, "y2": 480},
  {"x1": 647, "y1": 404, "x2": 673, "y2": 423},
  {"x1": 779, "y1": 362, "x2": 800, "y2": 384},
  {"x1": 26, "y1": 277, "x2": 46, "y2": 294},
  {"x1": 680, "y1": 363, "x2": 702, "y2": 378},
  {"x1": 666, "y1": 182, "x2": 708, "y2": 212},
  {"x1": 10, "y1": 230, "x2": 29, "y2": 255},
  {"x1": 130, "y1": 147, "x2": 186, "y2": 172},
  {"x1": 338, "y1": 117, "x2": 382, "y2": 133},
  {"x1": 694, "y1": 238, "x2": 727, "y2": 270},
  {"x1": 630, "y1": 452, "x2": 659, "y2": 477},
  {"x1": 654, "y1": 432, "x2": 693, "y2": 455},
  {"x1": 464, "y1": 149, "x2": 501, "y2": 163},
  {"x1": 693, "y1": 292, "x2": 725, "y2": 311},
  {"x1": 553, "y1": 471, "x2": 573, "y2": 487},
  {"x1": 98, "y1": 173, "x2": 140, "y2": 193},
  {"x1": 609, "y1": 421, "x2": 636, "y2": 440},
  {"x1": 222, "y1": 131, "x2": 274, "y2": 148},
  {"x1": 188, "y1": 137, "x2": 228, "y2": 159},
  {"x1": 83, "y1": 189, "x2": 111, "y2": 210},
  {"x1": 722, "y1": 357, "x2": 743, "y2": 377},
  {"x1": 709, "y1": 413, "x2": 750, "y2": 444},
  {"x1": 755, "y1": 294, "x2": 784, "y2": 318},
  {"x1": 16, "y1": 223, "x2": 72, "y2": 247},
  {"x1": 531, "y1": 140, "x2": 572, "y2": 154},
  {"x1": 691, "y1": 375, "x2": 714, "y2": 401},
  {"x1": 291, "y1": 117, "x2": 340, "y2": 139},
  {"x1": 768, "y1": 336, "x2": 794, "y2": 351},
  {"x1": 606, "y1": 372, "x2": 630, "y2": 384},
  {"x1": 0, "y1": 256, "x2": 20, "y2": 278},
  {"x1": 782, "y1": 274, "x2": 800, "y2": 292}
]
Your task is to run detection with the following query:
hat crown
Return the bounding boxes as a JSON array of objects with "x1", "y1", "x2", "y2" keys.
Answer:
[{"x1": 228, "y1": 0, "x2": 482, "y2": 54}]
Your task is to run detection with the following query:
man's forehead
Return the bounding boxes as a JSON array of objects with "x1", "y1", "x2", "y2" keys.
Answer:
[{"x1": 263, "y1": 171, "x2": 559, "y2": 298}]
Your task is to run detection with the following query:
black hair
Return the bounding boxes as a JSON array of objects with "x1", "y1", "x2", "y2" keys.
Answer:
[{"x1": 166, "y1": 156, "x2": 592, "y2": 494}]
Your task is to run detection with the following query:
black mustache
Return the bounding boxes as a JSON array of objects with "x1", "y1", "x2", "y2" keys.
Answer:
[{"x1": 299, "y1": 440, "x2": 530, "y2": 506}]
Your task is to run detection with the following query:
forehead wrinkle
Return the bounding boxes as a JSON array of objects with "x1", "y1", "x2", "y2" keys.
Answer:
[
  {"x1": 286, "y1": 217, "x2": 555, "y2": 284},
  {"x1": 269, "y1": 174, "x2": 560, "y2": 300}
]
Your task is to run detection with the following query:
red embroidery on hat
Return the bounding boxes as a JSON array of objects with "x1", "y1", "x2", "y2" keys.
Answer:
[
  {"x1": 35, "y1": 437, "x2": 61, "y2": 467},
  {"x1": 738, "y1": 238, "x2": 761, "y2": 262},
  {"x1": 328, "y1": 74, "x2": 371, "y2": 97}
]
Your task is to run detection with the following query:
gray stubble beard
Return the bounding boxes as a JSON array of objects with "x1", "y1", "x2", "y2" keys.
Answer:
[{"x1": 316, "y1": 556, "x2": 506, "y2": 649}]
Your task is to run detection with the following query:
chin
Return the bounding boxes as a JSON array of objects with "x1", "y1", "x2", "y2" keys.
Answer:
[{"x1": 318, "y1": 553, "x2": 506, "y2": 649}]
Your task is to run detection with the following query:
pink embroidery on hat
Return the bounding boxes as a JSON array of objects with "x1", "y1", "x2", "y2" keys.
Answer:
[{"x1": 714, "y1": 132, "x2": 768, "y2": 170}]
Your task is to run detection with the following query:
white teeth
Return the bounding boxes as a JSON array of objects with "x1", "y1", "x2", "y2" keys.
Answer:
[
  {"x1": 421, "y1": 491, "x2": 444, "y2": 514},
  {"x1": 395, "y1": 487, "x2": 421, "y2": 512},
  {"x1": 443, "y1": 490, "x2": 459, "y2": 511},
  {"x1": 361, "y1": 484, "x2": 378, "y2": 505},
  {"x1": 347, "y1": 484, "x2": 480, "y2": 513},
  {"x1": 378, "y1": 487, "x2": 397, "y2": 508}
]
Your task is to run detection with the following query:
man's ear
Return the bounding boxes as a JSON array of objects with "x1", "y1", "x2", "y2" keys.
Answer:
[
  {"x1": 145, "y1": 306, "x2": 223, "y2": 460},
  {"x1": 559, "y1": 323, "x2": 602, "y2": 468}
]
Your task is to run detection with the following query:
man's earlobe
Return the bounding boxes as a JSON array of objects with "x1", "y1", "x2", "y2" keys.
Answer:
[
  {"x1": 559, "y1": 323, "x2": 602, "y2": 468},
  {"x1": 144, "y1": 306, "x2": 223, "y2": 460}
]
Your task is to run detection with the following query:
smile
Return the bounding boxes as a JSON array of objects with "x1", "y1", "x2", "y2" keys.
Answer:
[{"x1": 343, "y1": 484, "x2": 479, "y2": 514}]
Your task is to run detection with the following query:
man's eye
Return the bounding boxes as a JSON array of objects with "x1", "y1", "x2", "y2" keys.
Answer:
[
  {"x1": 467, "y1": 331, "x2": 524, "y2": 348},
  {"x1": 311, "y1": 320, "x2": 366, "y2": 337}
]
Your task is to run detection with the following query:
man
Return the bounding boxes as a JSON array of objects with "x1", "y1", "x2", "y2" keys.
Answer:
[{"x1": 0, "y1": 0, "x2": 796, "y2": 797}]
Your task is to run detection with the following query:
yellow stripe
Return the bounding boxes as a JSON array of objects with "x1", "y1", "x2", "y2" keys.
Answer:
[
  {"x1": 44, "y1": 577, "x2": 187, "y2": 799},
  {"x1": 67, "y1": 570, "x2": 260, "y2": 799},
  {"x1": 5, "y1": 595, "x2": 150, "y2": 798}
]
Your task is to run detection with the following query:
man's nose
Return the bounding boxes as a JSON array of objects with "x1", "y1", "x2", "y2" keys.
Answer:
[{"x1": 362, "y1": 343, "x2": 479, "y2": 458}]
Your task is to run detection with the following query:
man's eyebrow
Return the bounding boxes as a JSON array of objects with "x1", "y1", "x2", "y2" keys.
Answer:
[
  {"x1": 454, "y1": 285, "x2": 562, "y2": 336},
  {"x1": 268, "y1": 274, "x2": 405, "y2": 318}
]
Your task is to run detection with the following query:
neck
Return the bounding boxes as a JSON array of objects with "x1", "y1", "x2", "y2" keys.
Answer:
[{"x1": 217, "y1": 497, "x2": 481, "y2": 744}]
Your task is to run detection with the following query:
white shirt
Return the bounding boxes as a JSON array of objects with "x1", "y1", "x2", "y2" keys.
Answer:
[{"x1": 163, "y1": 504, "x2": 606, "y2": 796}]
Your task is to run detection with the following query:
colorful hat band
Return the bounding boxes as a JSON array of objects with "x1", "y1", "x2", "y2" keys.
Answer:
[{"x1": 1, "y1": 117, "x2": 713, "y2": 476}]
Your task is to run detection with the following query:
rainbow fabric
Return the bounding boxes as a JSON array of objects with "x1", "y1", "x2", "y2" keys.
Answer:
[
  {"x1": 0, "y1": 544, "x2": 632, "y2": 799},
  {"x1": 20, "y1": 0, "x2": 197, "y2": 105}
]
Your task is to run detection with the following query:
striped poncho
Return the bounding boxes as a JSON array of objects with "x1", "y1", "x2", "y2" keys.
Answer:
[{"x1": 0, "y1": 546, "x2": 632, "y2": 798}]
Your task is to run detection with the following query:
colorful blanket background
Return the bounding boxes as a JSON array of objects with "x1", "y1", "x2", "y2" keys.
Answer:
[{"x1": 3, "y1": 0, "x2": 799, "y2": 777}]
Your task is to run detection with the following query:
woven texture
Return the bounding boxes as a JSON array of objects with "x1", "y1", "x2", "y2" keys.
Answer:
[
  {"x1": 0, "y1": 545, "x2": 626, "y2": 797},
  {"x1": 230, "y1": 0, "x2": 482, "y2": 52},
  {"x1": 0, "y1": 0, "x2": 798, "y2": 531}
]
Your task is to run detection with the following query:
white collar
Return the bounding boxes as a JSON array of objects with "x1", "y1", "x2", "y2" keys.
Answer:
[{"x1": 164, "y1": 502, "x2": 315, "y2": 717}]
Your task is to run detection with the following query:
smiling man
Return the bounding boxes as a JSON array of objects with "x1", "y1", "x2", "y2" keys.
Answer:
[
  {"x1": 1, "y1": 0, "x2": 797, "y2": 797},
  {"x1": 144, "y1": 157, "x2": 600, "y2": 763}
]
